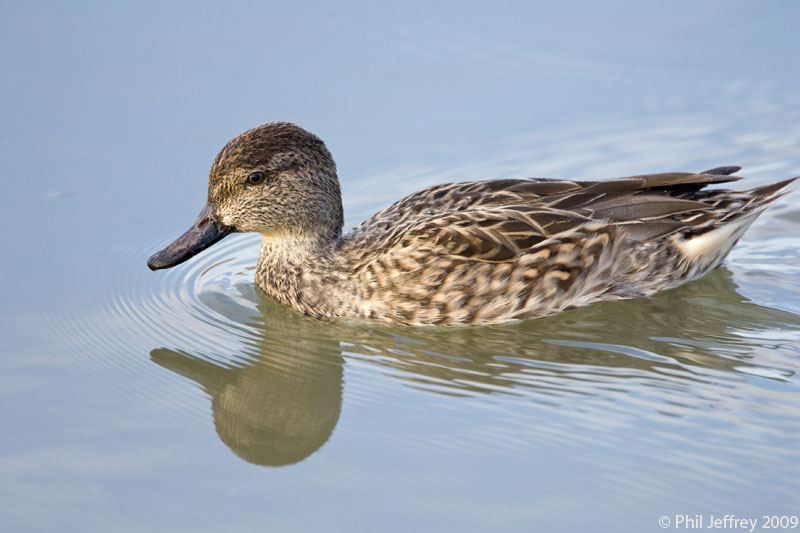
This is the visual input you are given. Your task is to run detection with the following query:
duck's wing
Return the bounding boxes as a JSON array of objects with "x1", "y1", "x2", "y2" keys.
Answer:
[
  {"x1": 354, "y1": 169, "x2": 742, "y2": 232},
  {"x1": 352, "y1": 178, "x2": 583, "y2": 233},
  {"x1": 378, "y1": 193, "x2": 716, "y2": 266},
  {"x1": 350, "y1": 170, "x2": 747, "y2": 263},
  {"x1": 388, "y1": 207, "x2": 593, "y2": 263}
]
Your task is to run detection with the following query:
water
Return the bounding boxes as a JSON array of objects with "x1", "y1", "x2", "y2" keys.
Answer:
[{"x1": 2, "y1": 2, "x2": 800, "y2": 532}]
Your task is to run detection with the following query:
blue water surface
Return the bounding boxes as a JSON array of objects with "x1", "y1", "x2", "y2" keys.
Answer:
[{"x1": 1, "y1": 2, "x2": 799, "y2": 532}]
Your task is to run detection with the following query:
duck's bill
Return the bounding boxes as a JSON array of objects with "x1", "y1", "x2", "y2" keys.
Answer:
[{"x1": 147, "y1": 203, "x2": 234, "y2": 271}]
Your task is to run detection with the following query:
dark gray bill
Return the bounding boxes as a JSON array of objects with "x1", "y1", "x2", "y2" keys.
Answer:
[{"x1": 147, "y1": 203, "x2": 234, "y2": 271}]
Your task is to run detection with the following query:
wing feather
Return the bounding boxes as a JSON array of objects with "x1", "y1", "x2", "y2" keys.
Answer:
[{"x1": 346, "y1": 167, "x2": 762, "y2": 267}]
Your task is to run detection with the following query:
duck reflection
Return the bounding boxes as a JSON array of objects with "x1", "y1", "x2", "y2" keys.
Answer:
[
  {"x1": 345, "y1": 267, "x2": 800, "y2": 395},
  {"x1": 151, "y1": 266, "x2": 800, "y2": 467},
  {"x1": 151, "y1": 301, "x2": 344, "y2": 467}
]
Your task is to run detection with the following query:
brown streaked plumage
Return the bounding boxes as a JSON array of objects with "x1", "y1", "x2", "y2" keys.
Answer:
[{"x1": 147, "y1": 122, "x2": 797, "y2": 326}]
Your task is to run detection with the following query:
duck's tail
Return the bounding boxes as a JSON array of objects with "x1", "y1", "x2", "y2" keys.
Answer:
[
  {"x1": 728, "y1": 175, "x2": 799, "y2": 220},
  {"x1": 677, "y1": 174, "x2": 798, "y2": 268}
]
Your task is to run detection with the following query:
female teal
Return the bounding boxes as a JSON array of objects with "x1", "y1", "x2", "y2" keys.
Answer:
[{"x1": 148, "y1": 122, "x2": 796, "y2": 326}]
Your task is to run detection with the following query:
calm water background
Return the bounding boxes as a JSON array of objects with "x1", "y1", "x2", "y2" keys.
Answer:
[{"x1": 2, "y1": 2, "x2": 800, "y2": 532}]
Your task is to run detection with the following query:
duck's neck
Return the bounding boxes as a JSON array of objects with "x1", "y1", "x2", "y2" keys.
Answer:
[{"x1": 255, "y1": 232, "x2": 338, "y2": 310}]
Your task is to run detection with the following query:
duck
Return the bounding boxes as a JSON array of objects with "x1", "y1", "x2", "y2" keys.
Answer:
[{"x1": 147, "y1": 122, "x2": 796, "y2": 326}]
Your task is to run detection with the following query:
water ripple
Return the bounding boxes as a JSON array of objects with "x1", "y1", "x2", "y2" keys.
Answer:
[{"x1": 34, "y1": 107, "x2": 800, "y2": 481}]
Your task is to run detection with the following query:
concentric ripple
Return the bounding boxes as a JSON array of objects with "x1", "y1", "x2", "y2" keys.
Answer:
[{"x1": 116, "y1": 234, "x2": 264, "y2": 365}]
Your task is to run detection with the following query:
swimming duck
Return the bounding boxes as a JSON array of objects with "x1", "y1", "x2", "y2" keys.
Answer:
[{"x1": 148, "y1": 122, "x2": 796, "y2": 326}]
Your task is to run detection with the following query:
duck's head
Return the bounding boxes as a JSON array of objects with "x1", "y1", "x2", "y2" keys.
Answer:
[{"x1": 147, "y1": 122, "x2": 343, "y2": 271}]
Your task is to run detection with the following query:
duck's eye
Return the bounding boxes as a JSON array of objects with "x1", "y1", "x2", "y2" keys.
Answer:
[{"x1": 247, "y1": 171, "x2": 266, "y2": 185}]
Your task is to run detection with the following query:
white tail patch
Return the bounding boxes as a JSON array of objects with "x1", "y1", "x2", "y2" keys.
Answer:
[{"x1": 677, "y1": 215, "x2": 758, "y2": 261}]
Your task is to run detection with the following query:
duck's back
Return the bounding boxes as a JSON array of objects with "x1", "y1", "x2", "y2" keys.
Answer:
[{"x1": 327, "y1": 168, "x2": 793, "y2": 325}]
